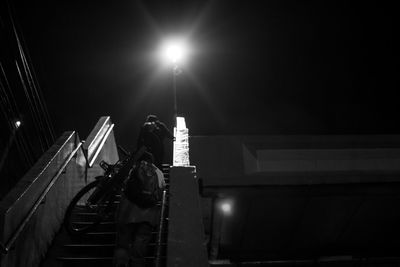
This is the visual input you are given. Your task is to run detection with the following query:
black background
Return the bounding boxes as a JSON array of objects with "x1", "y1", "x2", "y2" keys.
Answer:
[{"x1": 12, "y1": 0, "x2": 399, "y2": 150}]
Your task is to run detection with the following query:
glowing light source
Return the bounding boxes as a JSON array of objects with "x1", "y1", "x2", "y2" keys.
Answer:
[
  {"x1": 173, "y1": 116, "x2": 190, "y2": 167},
  {"x1": 219, "y1": 200, "x2": 233, "y2": 215},
  {"x1": 176, "y1": 116, "x2": 186, "y2": 129},
  {"x1": 14, "y1": 120, "x2": 21, "y2": 129},
  {"x1": 221, "y1": 203, "x2": 231, "y2": 213},
  {"x1": 161, "y1": 39, "x2": 188, "y2": 65}
]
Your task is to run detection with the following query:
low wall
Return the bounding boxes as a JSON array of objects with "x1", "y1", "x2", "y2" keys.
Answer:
[
  {"x1": 0, "y1": 116, "x2": 119, "y2": 267},
  {"x1": 190, "y1": 135, "x2": 400, "y2": 186},
  {"x1": 167, "y1": 166, "x2": 209, "y2": 267},
  {"x1": 73, "y1": 116, "x2": 119, "y2": 193},
  {"x1": 0, "y1": 132, "x2": 84, "y2": 267}
]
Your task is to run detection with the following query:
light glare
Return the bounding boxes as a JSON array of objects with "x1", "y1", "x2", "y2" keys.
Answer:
[
  {"x1": 15, "y1": 120, "x2": 21, "y2": 129},
  {"x1": 220, "y1": 200, "x2": 233, "y2": 215},
  {"x1": 161, "y1": 39, "x2": 188, "y2": 64}
]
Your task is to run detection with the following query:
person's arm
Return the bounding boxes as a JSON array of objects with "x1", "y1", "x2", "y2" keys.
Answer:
[{"x1": 154, "y1": 165, "x2": 166, "y2": 189}]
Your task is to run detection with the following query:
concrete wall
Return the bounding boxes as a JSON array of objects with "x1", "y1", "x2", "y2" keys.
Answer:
[
  {"x1": 0, "y1": 116, "x2": 119, "y2": 267},
  {"x1": 191, "y1": 135, "x2": 400, "y2": 262},
  {"x1": 168, "y1": 166, "x2": 209, "y2": 267},
  {"x1": 73, "y1": 116, "x2": 119, "y2": 194},
  {"x1": 190, "y1": 136, "x2": 244, "y2": 180},
  {"x1": 190, "y1": 135, "x2": 400, "y2": 187},
  {"x1": 0, "y1": 132, "x2": 83, "y2": 267}
]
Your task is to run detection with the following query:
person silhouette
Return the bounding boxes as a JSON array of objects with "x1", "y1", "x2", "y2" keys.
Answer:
[{"x1": 136, "y1": 115, "x2": 174, "y2": 168}]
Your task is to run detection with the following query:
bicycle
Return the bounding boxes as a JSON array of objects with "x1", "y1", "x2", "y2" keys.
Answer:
[{"x1": 64, "y1": 146, "x2": 146, "y2": 235}]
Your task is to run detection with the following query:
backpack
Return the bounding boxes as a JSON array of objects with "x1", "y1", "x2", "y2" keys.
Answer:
[{"x1": 124, "y1": 160, "x2": 162, "y2": 208}]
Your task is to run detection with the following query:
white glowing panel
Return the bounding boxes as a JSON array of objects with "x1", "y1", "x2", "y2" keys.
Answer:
[{"x1": 173, "y1": 116, "x2": 190, "y2": 167}]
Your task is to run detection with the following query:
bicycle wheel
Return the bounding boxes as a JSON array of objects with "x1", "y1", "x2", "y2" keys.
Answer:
[{"x1": 64, "y1": 180, "x2": 114, "y2": 235}]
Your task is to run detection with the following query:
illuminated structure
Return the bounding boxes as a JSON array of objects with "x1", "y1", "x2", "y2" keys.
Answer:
[{"x1": 173, "y1": 116, "x2": 190, "y2": 166}]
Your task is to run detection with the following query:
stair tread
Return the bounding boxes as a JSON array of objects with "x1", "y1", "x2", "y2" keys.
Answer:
[
  {"x1": 64, "y1": 244, "x2": 115, "y2": 247},
  {"x1": 86, "y1": 231, "x2": 164, "y2": 234},
  {"x1": 72, "y1": 221, "x2": 115, "y2": 224},
  {"x1": 64, "y1": 242, "x2": 166, "y2": 247},
  {"x1": 42, "y1": 167, "x2": 170, "y2": 267},
  {"x1": 57, "y1": 256, "x2": 113, "y2": 260},
  {"x1": 87, "y1": 231, "x2": 116, "y2": 234},
  {"x1": 57, "y1": 256, "x2": 159, "y2": 260}
]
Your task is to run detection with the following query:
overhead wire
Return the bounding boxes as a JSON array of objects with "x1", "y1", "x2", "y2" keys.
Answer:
[
  {"x1": 1, "y1": 5, "x2": 35, "y2": 172},
  {"x1": 1, "y1": 8, "x2": 38, "y2": 168},
  {"x1": 18, "y1": 53, "x2": 46, "y2": 148},
  {"x1": 8, "y1": 1, "x2": 56, "y2": 152},
  {"x1": 15, "y1": 59, "x2": 46, "y2": 153},
  {"x1": 1, "y1": 0, "x2": 58, "y2": 173},
  {"x1": 21, "y1": 50, "x2": 56, "y2": 142},
  {"x1": 15, "y1": 30, "x2": 52, "y2": 150},
  {"x1": 0, "y1": 62, "x2": 33, "y2": 168},
  {"x1": 13, "y1": 18, "x2": 56, "y2": 143},
  {"x1": 10, "y1": 11, "x2": 46, "y2": 153},
  {"x1": 0, "y1": 62, "x2": 19, "y2": 122}
]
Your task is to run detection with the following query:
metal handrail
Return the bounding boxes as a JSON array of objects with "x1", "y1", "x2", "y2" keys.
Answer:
[
  {"x1": 0, "y1": 118, "x2": 115, "y2": 254},
  {"x1": 88, "y1": 123, "x2": 114, "y2": 167},
  {"x1": 0, "y1": 141, "x2": 84, "y2": 254},
  {"x1": 155, "y1": 189, "x2": 167, "y2": 267}
]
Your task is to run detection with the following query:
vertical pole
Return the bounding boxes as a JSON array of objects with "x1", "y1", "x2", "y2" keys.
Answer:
[
  {"x1": 155, "y1": 189, "x2": 167, "y2": 267},
  {"x1": 172, "y1": 65, "x2": 178, "y2": 125}
]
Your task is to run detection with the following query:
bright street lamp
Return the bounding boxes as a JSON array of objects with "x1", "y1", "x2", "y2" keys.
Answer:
[
  {"x1": 160, "y1": 38, "x2": 188, "y2": 122},
  {"x1": 160, "y1": 38, "x2": 191, "y2": 166},
  {"x1": 161, "y1": 39, "x2": 188, "y2": 65}
]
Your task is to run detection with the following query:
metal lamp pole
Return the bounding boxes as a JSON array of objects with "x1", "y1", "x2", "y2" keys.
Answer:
[
  {"x1": 172, "y1": 64, "x2": 182, "y2": 126},
  {"x1": 173, "y1": 64, "x2": 178, "y2": 123}
]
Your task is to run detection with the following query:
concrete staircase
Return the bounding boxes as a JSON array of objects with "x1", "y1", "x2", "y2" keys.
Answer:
[{"x1": 41, "y1": 164, "x2": 170, "y2": 267}]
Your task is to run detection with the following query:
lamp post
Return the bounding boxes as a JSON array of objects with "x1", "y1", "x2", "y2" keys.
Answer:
[
  {"x1": 172, "y1": 64, "x2": 179, "y2": 122},
  {"x1": 162, "y1": 39, "x2": 187, "y2": 125},
  {"x1": 161, "y1": 38, "x2": 190, "y2": 166}
]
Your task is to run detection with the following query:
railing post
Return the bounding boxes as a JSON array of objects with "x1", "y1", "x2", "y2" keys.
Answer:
[{"x1": 155, "y1": 189, "x2": 167, "y2": 267}]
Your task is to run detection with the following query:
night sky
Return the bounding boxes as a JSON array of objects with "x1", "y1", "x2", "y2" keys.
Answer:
[{"x1": 12, "y1": 1, "x2": 399, "y2": 150}]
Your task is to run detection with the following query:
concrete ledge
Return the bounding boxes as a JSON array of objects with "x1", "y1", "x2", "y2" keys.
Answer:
[
  {"x1": 0, "y1": 132, "x2": 77, "y2": 242},
  {"x1": 0, "y1": 116, "x2": 120, "y2": 267},
  {"x1": 167, "y1": 166, "x2": 209, "y2": 267},
  {"x1": 0, "y1": 131, "x2": 85, "y2": 267},
  {"x1": 190, "y1": 135, "x2": 400, "y2": 186},
  {"x1": 84, "y1": 116, "x2": 116, "y2": 167},
  {"x1": 202, "y1": 171, "x2": 400, "y2": 188}
]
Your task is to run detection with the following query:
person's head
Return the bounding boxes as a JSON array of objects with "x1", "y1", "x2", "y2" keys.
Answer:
[{"x1": 146, "y1": 114, "x2": 159, "y2": 123}]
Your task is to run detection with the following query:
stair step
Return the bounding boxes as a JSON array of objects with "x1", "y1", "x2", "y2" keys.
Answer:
[
  {"x1": 56, "y1": 256, "x2": 164, "y2": 267},
  {"x1": 63, "y1": 244, "x2": 115, "y2": 257},
  {"x1": 70, "y1": 221, "x2": 116, "y2": 232},
  {"x1": 62, "y1": 244, "x2": 166, "y2": 258},
  {"x1": 58, "y1": 256, "x2": 160, "y2": 261},
  {"x1": 64, "y1": 242, "x2": 166, "y2": 250},
  {"x1": 72, "y1": 232, "x2": 116, "y2": 243},
  {"x1": 41, "y1": 162, "x2": 170, "y2": 267}
]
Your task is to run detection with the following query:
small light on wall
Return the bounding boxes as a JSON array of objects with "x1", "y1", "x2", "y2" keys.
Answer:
[
  {"x1": 14, "y1": 120, "x2": 22, "y2": 129},
  {"x1": 219, "y1": 199, "x2": 233, "y2": 215}
]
